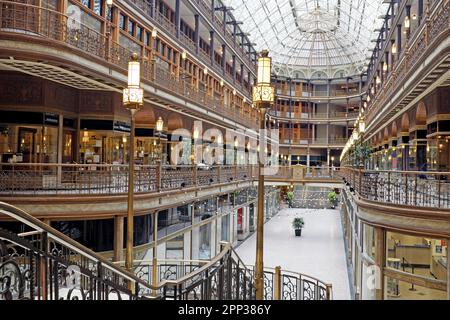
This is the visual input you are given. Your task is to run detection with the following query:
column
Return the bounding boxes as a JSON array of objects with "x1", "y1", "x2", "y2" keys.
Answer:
[
  {"x1": 397, "y1": 24, "x2": 402, "y2": 58},
  {"x1": 374, "y1": 227, "x2": 385, "y2": 300},
  {"x1": 447, "y1": 240, "x2": 450, "y2": 299},
  {"x1": 150, "y1": 0, "x2": 155, "y2": 18},
  {"x1": 175, "y1": 0, "x2": 181, "y2": 38},
  {"x1": 232, "y1": 55, "x2": 236, "y2": 83},
  {"x1": 233, "y1": 24, "x2": 237, "y2": 44},
  {"x1": 240, "y1": 64, "x2": 244, "y2": 88},
  {"x1": 222, "y1": 9, "x2": 227, "y2": 34},
  {"x1": 222, "y1": 44, "x2": 226, "y2": 75},
  {"x1": 57, "y1": 114, "x2": 63, "y2": 184},
  {"x1": 327, "y1": 149, "x2": 331, "y2": 168},
  {"x1": 113, "y1": 216, "x2": 124, "y2": 262},
  {"x1": 209, "y1": 31, "x2": 215, "y2": 64},
  {"x1": 194, "y1": 14, "x2": 200, "y2": 55},
  {"x1": 418, "y1": 0, "x2": 424, "y2": 21}
]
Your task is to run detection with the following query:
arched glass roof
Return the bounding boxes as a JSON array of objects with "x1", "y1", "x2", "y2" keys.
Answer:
[{"x1": 224, "y1": 0, "x2": 388, "y2": 77}]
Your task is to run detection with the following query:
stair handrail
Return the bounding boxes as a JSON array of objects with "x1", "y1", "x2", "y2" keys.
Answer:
[{"x1": 0, "y1": 201, "x2": 157, "y2": 297}]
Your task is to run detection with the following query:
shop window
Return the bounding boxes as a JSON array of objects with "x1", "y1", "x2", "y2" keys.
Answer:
[
  {"x1": 221, "y1": 214, "x2": 230, "y2": 242},
  {"x1": 385, "y1": 277, "x2": 447, "y2": 300},
  {"x1": 386, "y1": 231, "x2": 448, "y2": 283},
  {"x1": 157, "y1": 206, "x2": 191, "y2": 240},
  {"x1": 52, "y1": 219, "x2": 114, "y2": 252},
  {"x1": 165, "y1": 235, "x2": 184, "y2": 259},
  {"x1": 199, "y1": 224, "x2": 211, "y2": 260}
]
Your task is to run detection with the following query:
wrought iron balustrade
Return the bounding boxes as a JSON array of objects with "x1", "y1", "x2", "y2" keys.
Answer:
[
  {"x1": 0, "y1": 202, "x2": 156, "y2": 300},
  {"x1": 341, "y1": 168, "x2": 450, "y2": 209},
  {"x1": 0, "y1": 163, "x2": 257, "y2": 196},
  {"x1": 0, "y1": 202, "x2": 333, "y2": 301},
  {"x1": 366, "y1": 0, "x2": 450, "y2": 126}
]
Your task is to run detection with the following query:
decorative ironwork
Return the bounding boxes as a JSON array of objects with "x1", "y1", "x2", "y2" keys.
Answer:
[
  {"x1": 0, "y1": 202, "x2": 155, "y2": 301},
  {"x1": 342, "y1": 168, "x2": 450, "y2": 209}
]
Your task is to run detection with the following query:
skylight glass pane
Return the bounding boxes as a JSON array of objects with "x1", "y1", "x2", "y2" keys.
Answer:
[{"x1": 223, "y1": 0, "x2": 388, "y2": 78}]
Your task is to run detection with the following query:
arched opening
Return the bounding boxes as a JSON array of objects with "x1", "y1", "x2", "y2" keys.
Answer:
[{"x1": 416, "y1": 102, "x2": 427, "y2": 126}]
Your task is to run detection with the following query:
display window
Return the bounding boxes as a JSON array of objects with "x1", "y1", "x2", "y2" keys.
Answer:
[
  {"x1": 198, "y1": 223, "x2": 211, "y2": 260},
  {"x1": 386, "y1": 231, "x2": 448, "y2": 299},
  {"x1": 0, "y1": 125, "x2": 58, "y2": 163}
]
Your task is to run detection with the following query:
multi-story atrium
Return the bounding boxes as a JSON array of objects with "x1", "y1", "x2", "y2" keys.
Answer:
[{"x1": 0, "y1": 0, "x2": 449, "y2": 303}]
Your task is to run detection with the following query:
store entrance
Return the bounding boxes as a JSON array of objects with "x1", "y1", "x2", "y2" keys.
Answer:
[{"x1": 18, "y1": 127, "x2": 37, "y2": 163}]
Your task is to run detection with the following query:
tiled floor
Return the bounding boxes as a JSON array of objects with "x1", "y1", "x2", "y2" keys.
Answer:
[{"x1": 236, "y1": 208, "x2": 352, "y2": 300}]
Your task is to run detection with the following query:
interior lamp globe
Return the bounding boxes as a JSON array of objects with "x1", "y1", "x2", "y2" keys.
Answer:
[
  {"x1": 252, "y1": 50, "x2": 275, "y2": 105},
  {"x1": 123, "y1": 53, "x2": 144, "y2": 109}
]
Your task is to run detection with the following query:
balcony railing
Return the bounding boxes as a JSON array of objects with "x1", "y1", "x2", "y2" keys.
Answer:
[
  {"x1": 0, "y1": 163, "x2": 257, "y2": 196},
  {"x1": 0, "y1": 202, "x2": 332, "y2": 300},
  {"x1": 341, "y1": 168, "x2": 450, "y2": 209},
  {"x1": 366, "y1": 0, "x2": 450, "y2": 127},
  {"x1": 117, "y1": 246, "x2": 332, "y2": 300},
  {"x1": 0, "y1": 1, "x2": 256, "y2": 129},
  {"x1": 0, "y1": 201, "x2": 156, "y2": 300}
]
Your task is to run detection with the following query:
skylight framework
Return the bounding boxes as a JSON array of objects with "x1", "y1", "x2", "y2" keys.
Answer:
[{"x1": 223, "y1": 0, "x2": 388, "y2": 79}]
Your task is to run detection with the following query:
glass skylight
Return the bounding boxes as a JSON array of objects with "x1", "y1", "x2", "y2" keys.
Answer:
[{"x1": 224, "y1": 0, "x2": 388, "y2": 77}]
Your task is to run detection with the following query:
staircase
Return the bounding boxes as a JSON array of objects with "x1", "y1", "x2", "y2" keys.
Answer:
[{"x1": 0, "y1": 202, "x2": 332, "y2": 300}]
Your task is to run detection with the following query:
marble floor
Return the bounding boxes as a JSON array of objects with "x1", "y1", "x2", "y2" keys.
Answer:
[{"x1": 236, "y1": 208, "x2": 352, "y2": 300}]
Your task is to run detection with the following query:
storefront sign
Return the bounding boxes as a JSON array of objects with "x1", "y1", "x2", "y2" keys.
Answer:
[
  {"x1": 44, "y1": 113, "x2": 59, "y2": 126},
  {"x1": 113, "y1": 121, "x2": 131, "y2": 133}
]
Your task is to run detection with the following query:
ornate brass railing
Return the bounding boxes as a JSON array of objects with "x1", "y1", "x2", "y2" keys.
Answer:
[
  {"x1": 341, "y1": 168, "x2": 450, "y2": 209},
  {"x1": 0, "y1": 1, "x2": 257, "y2": 129},
  {"x1": 0, "y1": 201, "x2": 156, "y2": 300},
  {"x1": 116, "y1": 251, "x2": 333, "y2": 300},
  {"x1": 0, "y1": 163, "x2": 257, "y2": 196},
  {"x1": 366, "y1": 0, "x2": 450, "y2": 127}
]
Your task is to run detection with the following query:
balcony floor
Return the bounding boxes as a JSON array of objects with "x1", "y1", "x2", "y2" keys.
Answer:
[{"x1": 236, "y1": 208, "x2": 351, "y2": 300}]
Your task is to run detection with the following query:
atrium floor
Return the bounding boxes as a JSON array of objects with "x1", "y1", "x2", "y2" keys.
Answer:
[{"x1": 236, "y1": 208, "x2": 351, "y2": 300}]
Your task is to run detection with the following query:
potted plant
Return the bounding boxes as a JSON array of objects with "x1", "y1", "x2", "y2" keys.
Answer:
[
  {"x1": 292, "y1": 217, "x2": 304, "y2": 237},
  {"x1": 286, "y1": 191, "x2": 294, "y2": 208},
  {"x1": 328, "y1": 191, "x2": 338, "y2": 209}
]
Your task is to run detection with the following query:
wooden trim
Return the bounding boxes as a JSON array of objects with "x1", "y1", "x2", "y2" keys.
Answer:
[{"x1": 384, "y1": 268, "x2": 447, "y2": 292}]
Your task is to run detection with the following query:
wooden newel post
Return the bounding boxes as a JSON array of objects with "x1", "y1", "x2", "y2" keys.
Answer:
[{"x1": 274, "y1": 266, "x2": 282, "y2": 300}]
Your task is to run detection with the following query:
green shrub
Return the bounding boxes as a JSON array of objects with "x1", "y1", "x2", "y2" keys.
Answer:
[{"x1": 292, "y1": 217, "x2": 305, "y2": 230}]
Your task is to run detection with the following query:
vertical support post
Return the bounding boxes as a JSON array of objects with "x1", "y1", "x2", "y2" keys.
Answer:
[
  {"x1": 274, "y1": 266, "x2": 281, "y2": 300},
  {"x1": 126, "y1": 109, "x2": 136, "y2": 280},
  {"x1": 41, "y1": 231, "x2": 48, "y2": 301},
  {"x1": 113, "y1": 216, "x2": 124, "y2": 262},
  {"x1": 152, "y1": 211, "x2": 158, "y2": 294},
  {"x1": 326, "y1": 284, "x2": 332, "y2": 300},
  {"x1": 194, "y1": 14, "x2": 200, "y2": 55},
  {"x1": 447, "y1": 240, "x2": 450, "y2": 300},
  {"x1": 209, "y1": 31, "x2": 215, "y2": 64},
  {"x1": 175, "y1": 0, "x2": 181, "y2": 38},
  {"x1": 255, "y1": 107, "x2": 267, "y2": 300},
  {"x1": 375, "y1": 227, "x2": 385, "y2": 300},
  {"x1": 57, "y1": 114, "x2": 63, "y2": 186}
]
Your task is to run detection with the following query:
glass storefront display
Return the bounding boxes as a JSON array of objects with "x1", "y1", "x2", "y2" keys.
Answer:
[
  {"x1": 79, "y1": 130, "x2": 164, "y2": 165},
  {"x1": 385, "y1": 277, "x2": 447, "y2": 300},
  {"x1": 427, "y1": 137, "x2": 450, "y2": 172},
  {"x1": 221, "y1": 214, "x2": 230, "y2": 242},
  {"x1": 386, "y1": 231, "x2": 448, "y2": 282},
  {"x1": 199, "y1": 223, "x2": 211, "y2": 260},
  {"x1": 158, "y1": 205, "x2": 192, "y2": 240},
  {"x1": 194, "y1": 199, "x2": 217, "y2": 223},
  {"x1": 363, "y1": 224, "x2": 375, "y2": 260},
  {"x1": 165, "y1": 235, "x2": 184, "y2": 259},
  {"x1": 0, "y1": 125, "x2": 58, "y2": 163}
]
